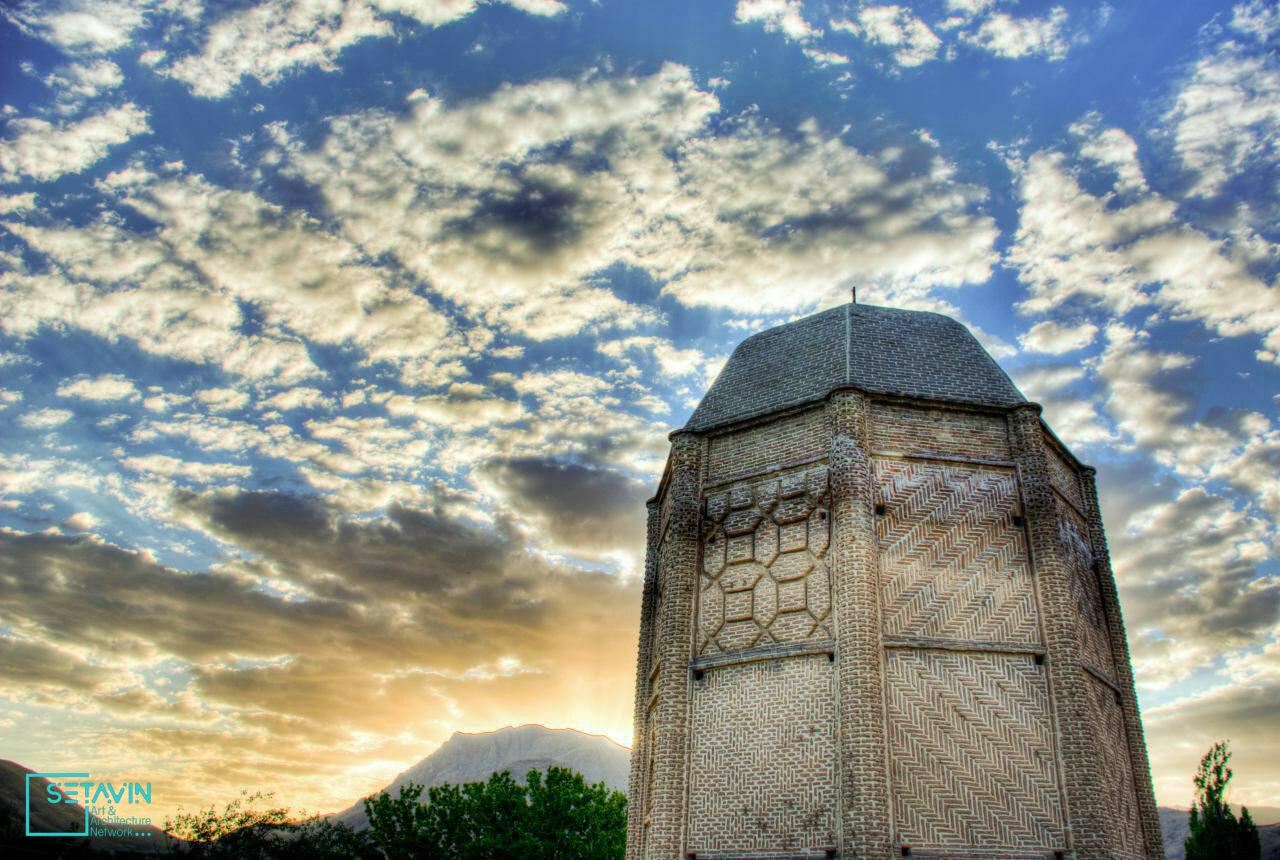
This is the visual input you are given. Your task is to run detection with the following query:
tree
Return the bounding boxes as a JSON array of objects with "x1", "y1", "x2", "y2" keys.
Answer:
[
  {"x1": 1185, "y1": 741, "x2": 1261, "y2": 860},
  {"x1": 362, "y1": 767, "x2": 626, "y2": 859}
]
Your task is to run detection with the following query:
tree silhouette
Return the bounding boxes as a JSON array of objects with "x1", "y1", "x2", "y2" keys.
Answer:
[{"x1": 1185, "y1": 741, "x2": 1261, "y2": 860}]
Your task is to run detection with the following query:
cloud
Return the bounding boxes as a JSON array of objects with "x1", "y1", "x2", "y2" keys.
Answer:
[
  {"x1": 0, "y1": 103, "x2": 149, "y2": 183},
  {"x1": 57, "y1": 373, "x2": 140, "y2": 402},
  {"x1": 2, "y1": 164, "x2": 472, "y2": 387},
  {"x1": 1, "y1": 0, "x2": 154, "y2": 54},
  {"x1": 1144, "y1": 648, "x2": 1280, "y2": 808},
  {"x1": 1018, "y1": 319, "x2": 1098, "y2": 354},
  {"x1": 475, "y1": 456, "x2": 649, "y2": 567},
  {"x1": 1165, "y1": 16, "x2": 1280, "y2": 198},
  {"x1": 832, "y1": 6, "x2": 943, "y2": 68},
  {"x1": 734, "y1": 0, "x2": 820, "y2": 43},
  {"x1": 121, "y1": 454, "x2": 253, "y2": 485},
  {"x1": 960, "y1": 7, "x2": 1070, "y2": 60},
  {"x1": 1005, "y1": 133, "x2": 1280, "y2": 363},
  {"x1": 41, "y1": 59, "x2": 125, "y2": 114},
  {"x1": 17, "y1": 407, "x2": 74, "y2": 429},
  {"x1": 162, "y1": 0, "x2": 566, "y2": 99}
]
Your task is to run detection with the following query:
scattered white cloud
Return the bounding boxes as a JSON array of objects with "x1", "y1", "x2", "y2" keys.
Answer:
[
  {"x1": 1165, "y1": 20, "x2": 1280, "y2": 198},
  {"x1": 18, "y1": 407, "x2": 74, "y2": 429},
  {"x1": 1018, "y1": 319, "x2": 1098, "y2": 354},
  {"x1": 734, "y1": 0, "x2": 820, "y2": 43},
  {"x1": 832, "y1": 6, "x2": 942, "y2": 68},
  {"x1": 64, "y1": 511, "x2": 99, "y2": 530},
  {"x1": 163, "y1": 0, "x2": 566, "y2": 99},
  {"x1": 196, "y1": 387, "x2": 252, "y2": 413},
  {"x1": 2, "y1": 0, "x2": 154, "y2": 54},
  {"x1": 57, "y1": 373, "x2": 140, "y2": 402},
  {"x1": 1006, "y1": 133, "x2": 1280, "y2": 363},
  {"x1": 960, "y1": 7, "x2": 1070, "y2": 60},
  {"x1": 0, "y1": 104, "x2": 149, "y2": 183}
]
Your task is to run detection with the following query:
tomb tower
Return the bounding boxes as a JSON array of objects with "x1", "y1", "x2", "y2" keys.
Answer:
[{"x1": 625, "y1": 301, "x2": 1163, "y2": 860}]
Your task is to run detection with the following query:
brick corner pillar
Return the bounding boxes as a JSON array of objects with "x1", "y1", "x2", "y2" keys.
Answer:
[
  {"x1": 1079, "y1": 466, "x2": 1166, "y2": 860},
  {"x1": 1007, "y1": 405, "x2": 1110, "y2": 858},
  {"x1": 646, "y1": 431, "x2": 703, "y2": 859},
  {"x1": 626, "y1": 497, "x2": 663, "y2": 860},
  {"x1": 826, "y1": 388, "x2": 891, "y2": 859}
]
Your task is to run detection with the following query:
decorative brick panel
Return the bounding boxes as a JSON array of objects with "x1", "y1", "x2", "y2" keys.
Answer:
[
  {"x1": 885, "y1": 650, "x2": 1066, "y2": 852},
  {"x1": 869, "y1": 402, "x2": 1010, "y2": 461},
  {"x1": 706, "y1": 408, "x2": 827, "y2": 485},
  {"x1": 700, "y1": 464, "x2": 832, "y2": 656},
  {"x1": 874, "y1": 458, "x2": 1039, "y2": 646},
  {"x1": 687, "y1": 655, "x2": 838, "y2": 855}
]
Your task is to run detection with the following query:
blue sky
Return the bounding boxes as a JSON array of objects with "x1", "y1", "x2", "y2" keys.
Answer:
[{"x1": 1, "y1": 0, "x2": 1277, "y2": 818}]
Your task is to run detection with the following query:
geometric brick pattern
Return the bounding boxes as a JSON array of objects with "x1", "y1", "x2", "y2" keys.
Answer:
[
  {"x1": 1060, "y1": 505, "x2": 1116, "y2": 680},
  {"x1": 885, "y1": 650, "x2": 1066, "y2": 851},
  {"x1": 699, "y1": 464, "x2": 832, "y2": 655},
  {"x1": 875, "y1": 459, "x2": 1040, "y2": 645},
  {"x1": 687, "y1": 655, "x2": 838, "y2": 855}
]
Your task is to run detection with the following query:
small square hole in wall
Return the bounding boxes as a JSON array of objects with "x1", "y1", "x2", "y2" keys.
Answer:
[
  {"x1": 1114, "y1": 690, "x2": 1123, "y2": 706},
  {"x1": 875, "y1": 503, "x2": 886, "y2": 516},
  {"x1": 1054, "y1": 852, "x2": 1066, "y2": 860},
  {"x1": 1012, "y1": 514, "x2": 1025, "y2": 528},
  {"x1": 693, "y1": 669, "x2": 704, "y2": 681},
  {"x1": 1034, "y1": 654, "x2": 1045, "y2": 666},
  {"x1": 901, "y1": 846, "x2": 911, "y2": 857},
  {"x1": 826, "y1": 850, "x2": 837, "y2": 859}
]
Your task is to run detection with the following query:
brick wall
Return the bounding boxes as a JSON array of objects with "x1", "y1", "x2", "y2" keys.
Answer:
[{"x1": 706, "y1": 408, "x2": 827, "y2": 486}]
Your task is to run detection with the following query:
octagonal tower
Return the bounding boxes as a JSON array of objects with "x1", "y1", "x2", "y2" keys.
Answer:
[{"x1": 625, "y1": 301, "x2": 1163, "y2": 860}]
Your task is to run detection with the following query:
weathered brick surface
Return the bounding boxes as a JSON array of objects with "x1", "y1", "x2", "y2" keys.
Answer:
[
  {"x1": 885, "y1": 649, "x2": 1065, "y2": 851},
  {"x1": 1081, "y1": 468, "x2": 1166, "y2": 860},
  {"x1": 1046, "y1": 442, "x2": 1085, "y2": 512},
  {"x1": 1058, "y1": 504, "x2": 1117, "y2": 680},
  {"x1": 875, "y1": 459, "x2": 1037, "y2": 645},
  {"x1": 644, "y1": 433, "x2": 703, "y2": 860},
  {"x1": 706, "y1": 408, "x2": 827, "y2": 486},
  {"x1": 626, "y1": 500, "x2": 662, "y2": 859},
  {"x1": 869, "y1": 402, "x2": 1010, "y2": 461},
  {"x1": 699, "y1": 463, "x2": 832, "y2": 655},
  {"x1": 628, "y1": 306, "x2": 1160, "y2": 860},
  {"x1": 828, "y1": 390, "x2": 892, "y2": 859},
  {"x1": 687, "y1": 655, "x2": 838, "y2": 855}
]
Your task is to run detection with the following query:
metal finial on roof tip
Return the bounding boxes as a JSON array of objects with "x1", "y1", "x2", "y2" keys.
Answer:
[{"x1": 851, "y1": 287, "x2": 856, "y2": 303}]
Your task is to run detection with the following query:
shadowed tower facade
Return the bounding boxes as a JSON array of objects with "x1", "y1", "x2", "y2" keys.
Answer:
[{"x1": 625, "y1": 302, "x2": 1163, "y2": 860}]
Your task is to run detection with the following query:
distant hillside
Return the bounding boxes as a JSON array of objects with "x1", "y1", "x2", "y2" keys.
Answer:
[
  {"x1": 1160, "y1": 806, "x2": 1280, "y2": 860},
  {"x1": 332, "y1": 724, "x2": 631, "y2": 830},
  {"x1": 0, "y1": 759, "x2": 170, "y2": 855}
]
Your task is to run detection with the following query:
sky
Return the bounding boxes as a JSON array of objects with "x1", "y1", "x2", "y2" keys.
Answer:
[{"x1": 0, "y1": 0, "x2": 1278, "y2": 823}]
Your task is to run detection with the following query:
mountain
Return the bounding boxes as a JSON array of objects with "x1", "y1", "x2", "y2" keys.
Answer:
[
  {"x1": 1159, "y1": 806, "x2": 1280, "y2": 860},
  {"x1": 0, "y1": 759, "x2": 170, "y2": 855},
  {"x1": 331, "y1": 724, "x2": 631, "y2": 830}
]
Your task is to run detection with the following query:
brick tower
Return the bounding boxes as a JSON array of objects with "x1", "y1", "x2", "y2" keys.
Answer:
[{"x1": 625, "y1": 302, "x2": 1163, "y2": 860}]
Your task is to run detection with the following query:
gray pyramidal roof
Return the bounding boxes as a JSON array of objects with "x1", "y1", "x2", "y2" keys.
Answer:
[{"x1": 685, "y1": 302, "x2": 1026, "y2": 432}]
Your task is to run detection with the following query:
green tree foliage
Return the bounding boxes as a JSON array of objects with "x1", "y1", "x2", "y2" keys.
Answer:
[
  {"x1": 362, "y1": 767, "x2": 626, "y2": 859},
  {"x1": 157, "y1": 767, "x2": 626, "y2": 859},
  {"x1": 1185, "y1": 741, "x2": 1262, "y2": 860}
]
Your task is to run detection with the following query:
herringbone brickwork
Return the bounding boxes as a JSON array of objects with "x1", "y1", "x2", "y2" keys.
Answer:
[
  {"x1": 687, "y1": 655, "x2": 838, "y2": 855},
  {"x1": 874, "y1": 459, "x2": 1038, "y2": 645},
  {"x1": 1087, "y1": 674, "x2": 1147, "y2": 859},
  {"x1": 885, "y1": 649, "x2": 1065, "y2": 851}
]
